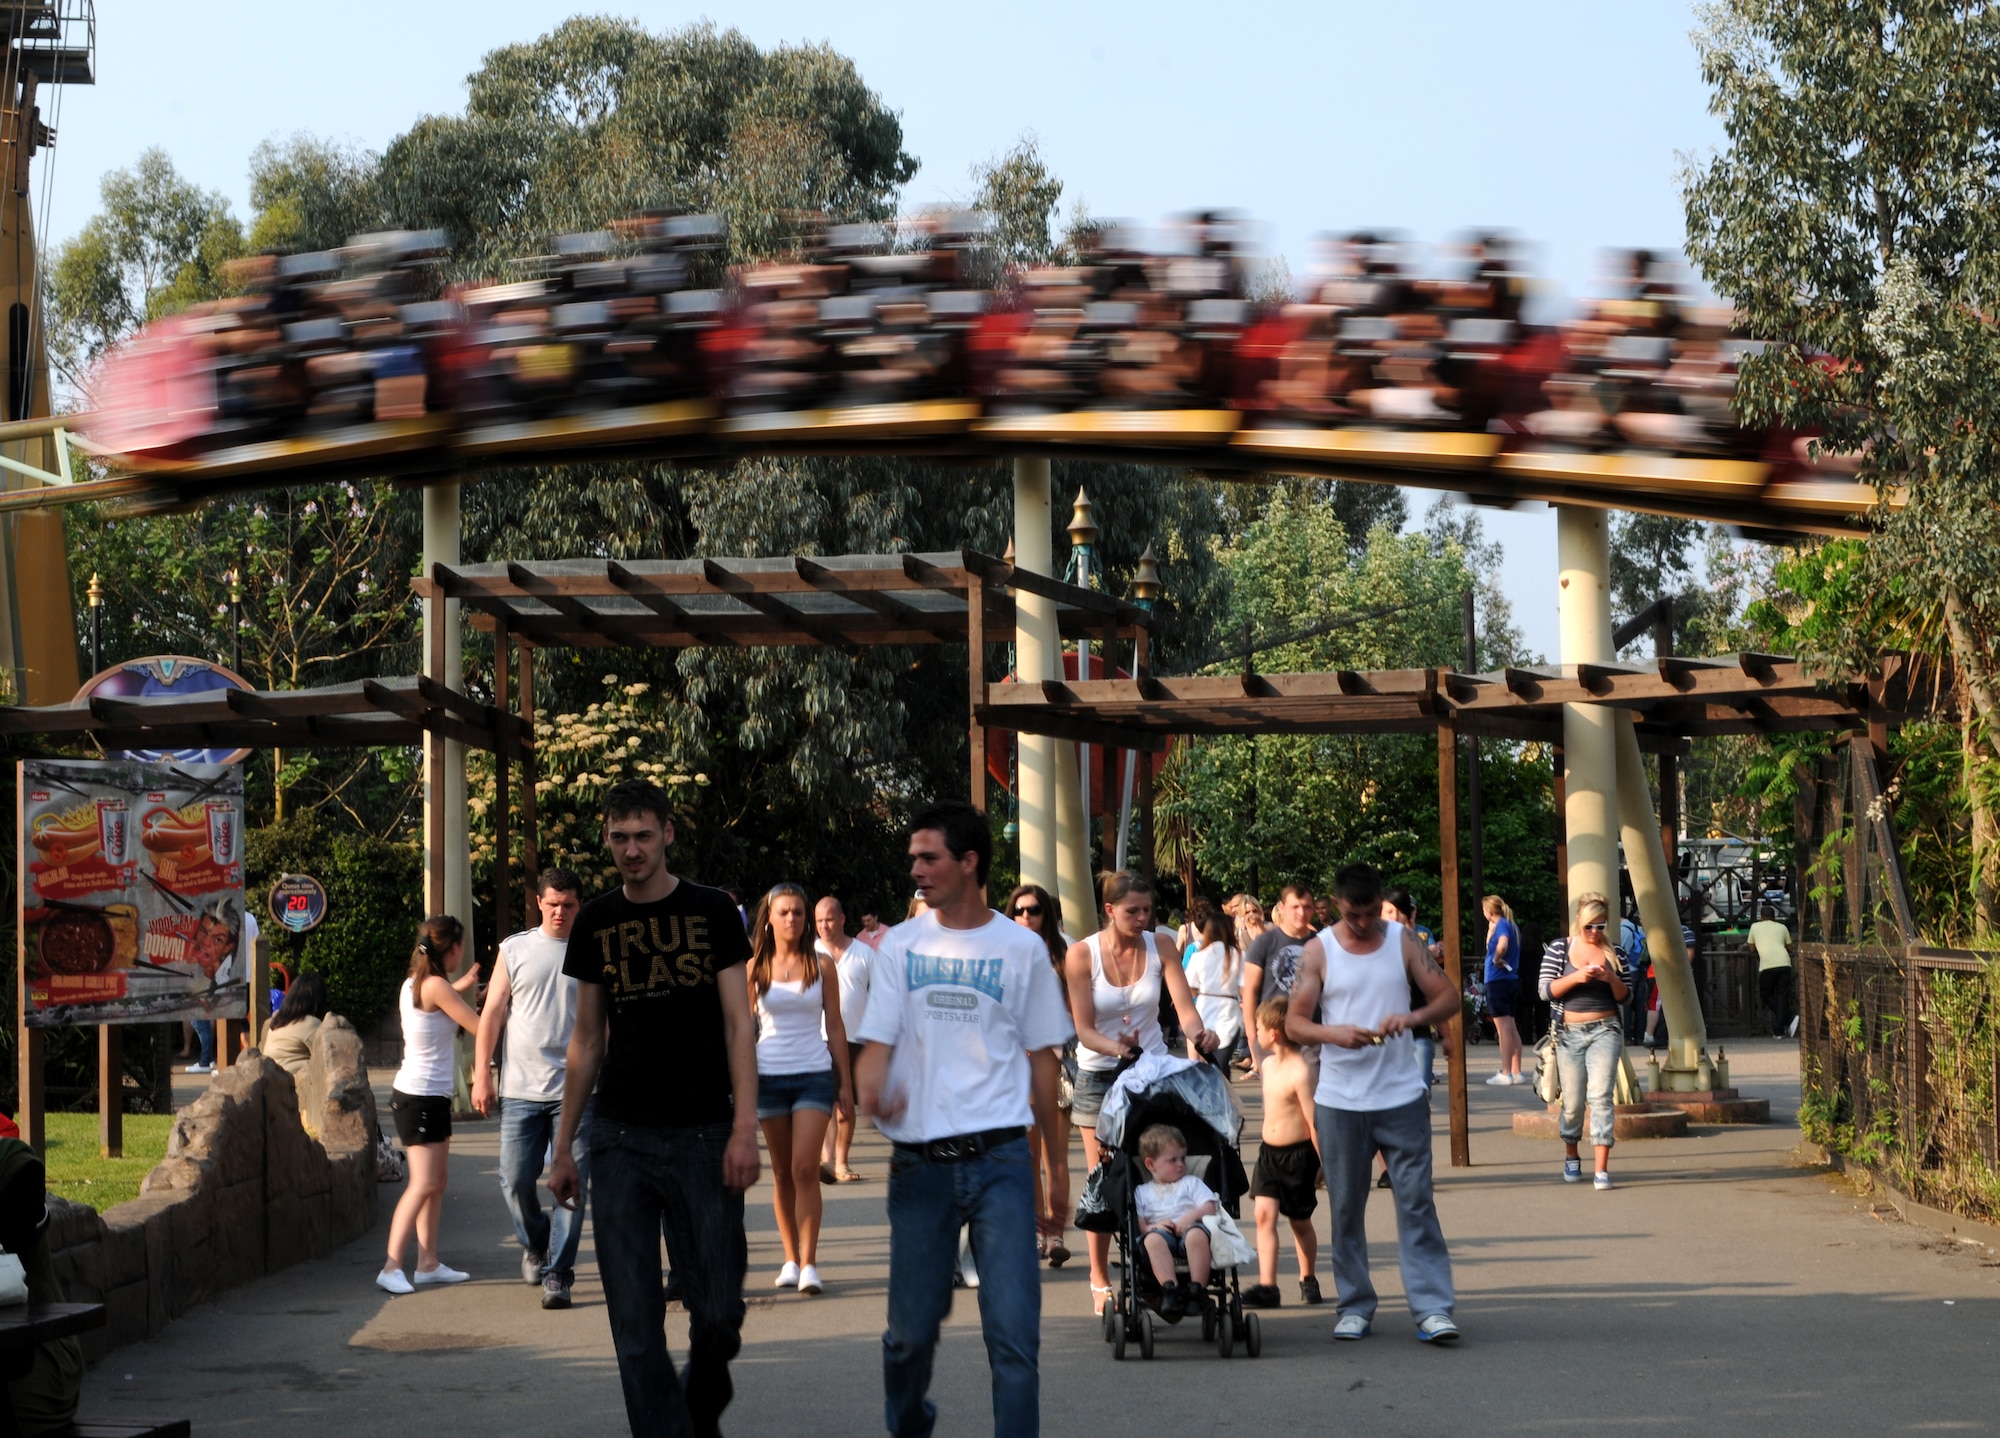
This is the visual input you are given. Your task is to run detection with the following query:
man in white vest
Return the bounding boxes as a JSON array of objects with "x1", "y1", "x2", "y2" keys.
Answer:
[
  {"x1": 1286, "y1": 861, "x2": 1461, "y2": 1344},
  {"x1": 474, "y1": 868, "x2": 589, "y2": 1310}
]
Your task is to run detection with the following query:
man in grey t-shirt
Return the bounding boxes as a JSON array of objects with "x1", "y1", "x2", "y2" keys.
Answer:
[
  {"x1": 1242, "y1": 883, "x2": 1317, "y2": 1075},
  {"x1": 473, "y1": 868, "x2": 589, "y2": 1309}
]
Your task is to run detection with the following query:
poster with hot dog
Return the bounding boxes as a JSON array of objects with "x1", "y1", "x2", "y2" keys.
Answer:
[{"x1": 19, "y1": 758, "x2": 248, "y2": 1027}]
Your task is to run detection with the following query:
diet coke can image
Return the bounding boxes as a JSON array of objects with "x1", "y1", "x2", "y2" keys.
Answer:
[
  {"x1": 205, "y1": 801, "x2": 236, "y2": 867},
  {"x1": 96, "y1": 798, "x2": 129, "y2": 866}
]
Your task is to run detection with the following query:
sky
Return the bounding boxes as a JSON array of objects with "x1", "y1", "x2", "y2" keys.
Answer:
[{"x1": 41, "y1": 0, "x2": 1728, "y2": 661}]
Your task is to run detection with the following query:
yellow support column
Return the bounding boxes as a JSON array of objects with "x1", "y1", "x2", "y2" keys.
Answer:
[{"x1": 1012, "y1": 459, "x2": 1060, "y2": 901}]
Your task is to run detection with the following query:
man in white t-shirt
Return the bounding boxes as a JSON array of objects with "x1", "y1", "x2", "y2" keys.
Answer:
[
  {"x1": 472, "y1": 869, "x2": 588, "y2": 1310},
  {"x1": 1287, "y1": 862, "x2": 1461, "y2": 1345},
  {"x1": 815, "y1": 895, "x2": 872, "y2": 1183},
  {"x1": 856, "y1": 801, "x2": 1073, "y2": 1438}
]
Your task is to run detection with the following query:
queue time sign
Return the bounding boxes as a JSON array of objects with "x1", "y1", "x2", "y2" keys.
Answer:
[{"x1": 268, "y1": 874, "x2": 328, "y2": 934}]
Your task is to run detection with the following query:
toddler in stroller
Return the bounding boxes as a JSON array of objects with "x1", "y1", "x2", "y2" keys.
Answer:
[
  {"x1": 1078, "y1": 1052, "x2": 1262, "y2": 1359},
  {"x1": 1135, "y1": 1124, "x2": 1215, "y2": 1322}
]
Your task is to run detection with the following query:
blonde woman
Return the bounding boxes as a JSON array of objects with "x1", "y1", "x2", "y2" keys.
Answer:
[
  {"x1": 1536, "y1": 894, "x2": 1629, "y2": 1190},
  {"x1": 1481, "y1": 895, "x2": 1525, "y2": 1085},
  {"x1": 378, "y1": 915, "x2": 482, "y2": 1294},
  {"x1": 749, "y1": 882, "x2": 852, "y2": 1294},
  {"x1": 1065, "y1": 870, "x2": 1217, "y2": 1312}
]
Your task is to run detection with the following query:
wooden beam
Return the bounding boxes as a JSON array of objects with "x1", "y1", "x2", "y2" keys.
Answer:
[
  {"x1": 519, "y1": 641, "x2": 540, "y2": 930},
  {"x1": 1438, "y1": 716, "x2": 1470, "y2": 1169},
  {"x1": 494, "y1": 619, "x2": 512, "y2": 964},
  {"x1": 426, "y1": 580, "x2": 446, "y2": 917},
  {"x1": 793, "y1": 555, "x2": 962, "y2": 641},
  {"x1": 967, "y1": 570, "x2": 987, "y2": 814},
  {"x1": 700, "y1": 559, "x2": 860, "y2": 652}
]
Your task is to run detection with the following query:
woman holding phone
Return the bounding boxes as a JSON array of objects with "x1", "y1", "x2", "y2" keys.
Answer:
[{"x1": 1536, "y1": 893, "x2": 1629, "y2": 1190}]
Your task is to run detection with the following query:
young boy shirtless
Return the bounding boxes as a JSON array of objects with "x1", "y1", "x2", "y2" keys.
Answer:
[{"x1": 1242, "y1": 996, "x2": 1323, "y2": 1308}]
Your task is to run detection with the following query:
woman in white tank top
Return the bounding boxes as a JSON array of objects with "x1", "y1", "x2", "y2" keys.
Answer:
[
  {"x1": 747, "y1": 883, "x2": 851, "y2": 1296},
  {"x1": 378, "y1": 915, "x2": 483, "y2": 1296},
  {"x1": 1063, "y1": 870, "x2": 1217, "y2": 1312}
]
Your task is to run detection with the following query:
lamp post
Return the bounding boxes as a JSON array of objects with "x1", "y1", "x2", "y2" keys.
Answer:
[
  {"x1": 1066, "y1": 488, "x2": 1099, "y2": 866},
  {"x1": 227, "y1": 567, "x2": 241, "y2": 674},
  {"x1": 86, "y1": 572, "x2": 103, "y2": 676},
  {"x1": 1117, "y1": 544, "x2": 1162, "y2": 870}
]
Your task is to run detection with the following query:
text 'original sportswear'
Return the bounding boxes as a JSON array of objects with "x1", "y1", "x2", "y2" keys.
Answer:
[
  {"x1": 562, "y1": 879, "x2": 751, "y2": 1129},
  {"x1": 1314, "y1": 920, "x2": 1429, "y2": 1114},
  {"x1": 855, "y1": 909, "x2": 1075, "y2": 1145}
]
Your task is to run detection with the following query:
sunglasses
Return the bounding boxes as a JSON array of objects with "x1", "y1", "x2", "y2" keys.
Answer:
[
  {"x1": 1012, "y1": 905, "x2": 1043, "y2": 918},
  {"x1": 1582, "y1": 923, "x2": 1609, "y2": 934}
]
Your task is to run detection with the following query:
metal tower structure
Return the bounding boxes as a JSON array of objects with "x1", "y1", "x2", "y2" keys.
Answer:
[{"x1": 0, "y1": 1, "x2": 89, "y2": 704}]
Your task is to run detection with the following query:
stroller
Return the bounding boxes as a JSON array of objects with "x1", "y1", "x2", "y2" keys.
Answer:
[{"x1": 1077, "y1": 1053, "x2": 1261, "y2": 1360}]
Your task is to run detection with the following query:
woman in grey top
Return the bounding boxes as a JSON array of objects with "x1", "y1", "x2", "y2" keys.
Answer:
[{"x1": 1537, "y1": 893, "x2": 1629, "y2": 1190}]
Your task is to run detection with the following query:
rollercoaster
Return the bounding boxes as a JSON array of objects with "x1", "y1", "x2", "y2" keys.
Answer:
[{"x1": 57, "y1": 214, "x2": 1878, "y2": 534}]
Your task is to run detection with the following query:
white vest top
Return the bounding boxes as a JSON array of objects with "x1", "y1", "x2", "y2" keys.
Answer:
[
  {"x1": 1314, "y1": 921, "x2": 1426, "y2": 1112},
  {"x1": 1077, "y1": 931, "x2": 1166, "y2": 1073}
]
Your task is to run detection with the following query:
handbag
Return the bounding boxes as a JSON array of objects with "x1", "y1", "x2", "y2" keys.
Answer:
[
  {"x1": 1535, "y1": 1025, "x2": 1561, "y2": 1105},
  {"x1": 0, "y1": 1252, "x2": 28, "y2": 1307},
  {"x1": 1200, "y1": 1212, "x2": 1257, "y2": 1270}
]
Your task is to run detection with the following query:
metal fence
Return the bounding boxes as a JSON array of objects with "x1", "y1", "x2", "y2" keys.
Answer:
[{"x1": 1800, "y1": 943, "x2": 2000, "y2": 1218}]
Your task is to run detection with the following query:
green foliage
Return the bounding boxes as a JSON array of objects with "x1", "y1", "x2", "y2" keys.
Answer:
[
  {"x1": 248, "y1": 135, "x2": 384, "y2": 254},
  {"x1": 48, "y1": 147, "x2": 243, "y2": 392},
  {"x1": 376, "y1": 17, "x2": 917, "y2": 271},
  {"x1": 1159, "y1": 489, "x2": 1557, "y2": 942},
  {"x1": 245, "y1": 814, "x2": 422, "y2": 1029}
]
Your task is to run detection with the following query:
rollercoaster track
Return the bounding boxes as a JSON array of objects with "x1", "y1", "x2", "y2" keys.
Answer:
[{"x1": 43, "y1": 218, "x2": 1888, "y2": 534}]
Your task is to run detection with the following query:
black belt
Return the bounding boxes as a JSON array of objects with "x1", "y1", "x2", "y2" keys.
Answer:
[{"x1": 894, "y1": 1126, "x2": 1027, "y2": 1162}]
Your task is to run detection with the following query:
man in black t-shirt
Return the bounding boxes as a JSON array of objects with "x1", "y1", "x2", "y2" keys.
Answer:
[{"x1": 551, "y1": 779, "x2": 757, "y2": 1438}]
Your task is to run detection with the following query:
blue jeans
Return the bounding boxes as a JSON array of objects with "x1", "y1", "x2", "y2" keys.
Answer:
[
  {"x1": 884, "y1": 1135, "x2": 1040, "y2": 1438},
  {"x1": 590, "y1": 1118, "x2": 747, "y2": 1438},
  {"x1": 500, "y1": 1095, "x2": 593, "y2": 1280},
  {"x1": 1316, "y1": 1096, "x2": 1455, "y2": 1325},
  {"x1": 1413, "y1": 1034, "x2": 1436, "y2": 1088},
  {"x1": 1557, "y1": 1018, "x2": 1623, "y2": 1149},
  {"x1": 192, "y1": 1020, "x2": 216, "y2": 1067}
]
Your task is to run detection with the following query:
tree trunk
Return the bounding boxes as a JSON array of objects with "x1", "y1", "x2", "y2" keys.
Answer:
[{"x1": 1968, "y1": 708, "x2": 1998, "y2": 943}]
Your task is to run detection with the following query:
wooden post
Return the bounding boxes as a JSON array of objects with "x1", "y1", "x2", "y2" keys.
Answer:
[
  {"x1": 1438, "y1": 717, "x2": 1470, "y2": 1168},
  {"x1": 1655, "y1": 602, "x2": 1679, "y2": 878},
  {"x1": 1463, "y1": 591, "x2": 1483, "y2": 906},
  {"x1": 1552, "y1": 742, "x2": 1569, "y2": 922},
  {"x1": 494, "y1": 619, "x2": 512, "y2": 951},
  {"x1": 249, "y1": 934, "x2": 269, "y2": 1050},
  {"x1": 97, "y1": 1026, "x2": 120, "y2": 1158},
  {"x1": 16, "y1": 765, "x2": 43, "y2": 1155},
  {"x1": 518, "y1": 639, "x2": 539, "y2": 929},
  {"x1": 967, "y1": 572, "x2": 987, "y2": 814},
  {"x1": 426, "y1": 576, "x2": 447, "y2": 917}
]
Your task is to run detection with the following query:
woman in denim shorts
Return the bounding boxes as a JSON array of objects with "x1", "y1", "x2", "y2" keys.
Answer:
[{"x1": 751, "y1": 883, "x2": 852, "y2": 1295}]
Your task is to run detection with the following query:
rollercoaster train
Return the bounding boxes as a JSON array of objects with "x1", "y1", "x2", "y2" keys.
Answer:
[{"x1": 77, "y1": 214, "x2": 1878, "y2": 533}]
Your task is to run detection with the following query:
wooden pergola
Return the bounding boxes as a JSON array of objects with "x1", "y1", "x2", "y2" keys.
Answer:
[
  {"x1": 409, "y1": 548, "x2": 1154, "y2": 926},
  {"x1": 977, "y1": 651, "x2": 1913, "y2": 1168}
]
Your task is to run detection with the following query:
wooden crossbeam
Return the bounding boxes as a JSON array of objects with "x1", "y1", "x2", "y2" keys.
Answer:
[
  {"x1": 701, "y1": 559, "x2": 859, "y2": 652},
  {"x1": 793, "y1": 556, "x2": 963, "y2": 641},
  {"x1": 607, "y1": 561, "x2": 746, "y2": 647}
]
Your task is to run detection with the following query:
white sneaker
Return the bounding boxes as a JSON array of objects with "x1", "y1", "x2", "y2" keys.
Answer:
[
  {"x1": 776, "y1": 1261, "x2": 800, "y2": 1289},
  {"x1": 413, "y1": 1263, "x2": 470, "y2": 1285},
  {"x1": 186, "y1": 1062, "x2": 214, "y2": 1075},
  {"x1": 1507, "y1": 1073, "x2": 1528, "y2": 1085},
  {"x1": 1788, "y1": 1015, "x2": 1799, "y2": 1038},
  {"x1": 1483, "y1": 1073, "x2": 1512, "y2": 1086},
  {"x1": 797, "y1": 1264, "x2": 823, "y2": 1295},
  {"x1": 376, "y1": 1268, "x2": 414, "y2": 1296}
]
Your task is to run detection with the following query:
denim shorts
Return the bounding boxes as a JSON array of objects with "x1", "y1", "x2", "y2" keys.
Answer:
[
  {"x1": 1143, "y1": 1225, "x2": 1188, "y2": 1259},
  {"x1": 1070, "y1": 1067, "x2": 1117, "y2": 1125},
  {"x1": 756, "y1": 1067, "x2": 836, "y2": 1120}
]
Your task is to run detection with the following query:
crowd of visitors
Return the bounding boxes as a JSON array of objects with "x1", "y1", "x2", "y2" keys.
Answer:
[{"x1": 353, "y1": 773, "x2": 1803, "y2": 1438}]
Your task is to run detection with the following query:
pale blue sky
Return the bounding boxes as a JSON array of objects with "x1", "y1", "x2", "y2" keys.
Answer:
[{"x1": 44, "y1": 1, "x2": 1725, "y2": 659}]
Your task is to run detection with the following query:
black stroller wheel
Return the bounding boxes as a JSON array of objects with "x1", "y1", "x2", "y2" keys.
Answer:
[
  {"x1": 1102, "y1": 1303, "x2": 1117, "y2": 1343},
  {"x1": 1112, "y1": 1310, "x2": 1128, "y2": 1360},
  {"x1": 1215, "y1": 1308, "x2": 1235, "y2": 1358},
  {"x1": 1139, "y1": 1310, "x2": 1156, "y2": 1360},
  {"x1": 1243, "y1": 1310, "x2": 1263, "y2": 1357}
]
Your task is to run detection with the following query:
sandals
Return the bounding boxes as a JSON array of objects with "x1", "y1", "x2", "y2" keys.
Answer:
[
  {"x1": 1046, "y1": 1239, "x2": 1070, "y2": 1268},
  {"x1": 818, "y1": 1162, "x2": 838, "y2": 1185},
  {"x1": 1091, "y1": 1284, "x2": 1115, "y2": 1315},
  {"x1": 834, "y1": 1168, "x2": 865, "y2": 1183}
]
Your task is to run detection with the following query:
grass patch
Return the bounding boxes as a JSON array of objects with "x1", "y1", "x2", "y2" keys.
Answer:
[{"x1": 42, "y1": 1113, "x2": 173, "y2": 1214}]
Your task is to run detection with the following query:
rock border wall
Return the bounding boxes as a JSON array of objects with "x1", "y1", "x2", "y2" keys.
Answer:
[{"x1": 43, "y1": 1016, "x2": 380, "y2": 1360}]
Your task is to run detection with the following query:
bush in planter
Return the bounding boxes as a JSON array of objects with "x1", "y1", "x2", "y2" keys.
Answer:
[{"x1": 246, "y1": 815, "x2": 422, "y2": 1032}]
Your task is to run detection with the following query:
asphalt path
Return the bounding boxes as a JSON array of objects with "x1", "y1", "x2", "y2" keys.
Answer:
[{"x1": 87, "y1": 1037, "x2": 2000, "y2": 1435}]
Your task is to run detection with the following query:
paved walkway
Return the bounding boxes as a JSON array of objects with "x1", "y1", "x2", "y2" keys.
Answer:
[{"x1": 94, "y1": 1038, "x2": 1999, "y2": 1435}]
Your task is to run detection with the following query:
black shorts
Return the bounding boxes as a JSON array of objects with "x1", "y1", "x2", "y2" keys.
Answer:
[
  {"x1": 1485, "y1": 977, "x2": 1520, "y2": 1018},
  {"x1": 390, "y1": 1090, "x2": 452, "y2": 1147},
  {"x1": 1249, "y1": 1139, "x2": 1319, "y2": 1220}
]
